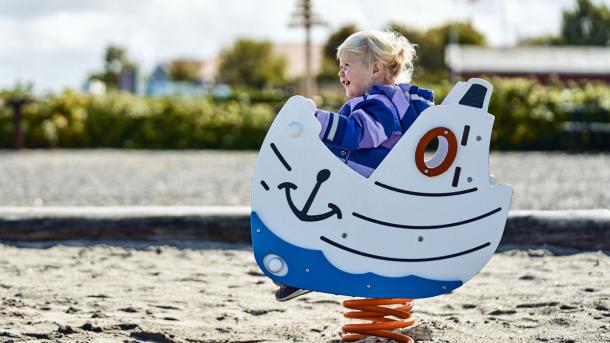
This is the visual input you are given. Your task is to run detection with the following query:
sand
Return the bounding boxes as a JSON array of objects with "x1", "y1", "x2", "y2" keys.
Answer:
[{"x1": 0, "y1": 242, "x2": 608, "y2": 343}]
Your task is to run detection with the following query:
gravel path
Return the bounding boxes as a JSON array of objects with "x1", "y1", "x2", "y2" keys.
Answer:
[{"x1": 0, "y1": 150, "x2": 607, "y2": 210}]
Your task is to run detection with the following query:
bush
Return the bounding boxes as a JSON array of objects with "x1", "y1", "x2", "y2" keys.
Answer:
[
  {"x1": 0, "y1": 90, "x2": 274, "y2": 150},
  {"x1": 485, "y1": 77, "x2": 609, "y2": 150},
  {"x1": 1, "y1": 77, "x2": 608, "y2": 150},
  {"x1": 319, "y1": 77, "x2": 610, "y2": 151}
]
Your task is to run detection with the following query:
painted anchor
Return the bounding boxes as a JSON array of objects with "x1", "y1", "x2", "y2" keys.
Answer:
[{"x1": 278, "y1": 169, "x2": 342, "y2": 222}]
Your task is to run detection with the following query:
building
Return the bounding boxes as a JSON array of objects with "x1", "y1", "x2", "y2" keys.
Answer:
[
  {"x1": 445, "y1": 45, "x2": 610, "y2": 83},
  {"x1": 194, "y1": 43, "x2": 323, "y2": 93},
  {"x1": 143, "y1": 42, "x2": 323, "y2": 96},
  {"x1": 272, "y1": 43, "x2": 323, "y2": 80},
  {"x1": 146, "y1": 59, "x2": 229, "y2": 97}
]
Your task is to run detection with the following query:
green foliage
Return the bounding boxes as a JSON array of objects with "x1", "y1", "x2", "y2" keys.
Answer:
[
  {"x1": 416, "y1": 22, "x2": 486, "y2": 82},
  {"x1": 322, "y1": 24, "x2": 359, "y2": 60},
  {"x1": 0, "y1": 78, "x2": 608, "y2": 150},
  {"x1": 0, "y1": 90, "x2": 274, "y2": 149},
  {"x1": 319, "y1": 21, "x2": 487, "y2": 84},
  {"x1": 469, "y1": 77, "x2": 609, "y2": 150},
  {"x1": 521, "y1": 0, "x2": 610, "y2": 46},
  {"x1": 562, "y1": 0, "x2": 610, "y2": 45},
  {"x1": 217, "y1": 39, "x2": 287, "y2": 89},
  {"x1": 315, "y1": 77, "x2": 610, "y2": 151},
  {"x1": 0, "y1": 83, "x2": 33, "y2": 100},
  {"x1": 168, "y1": 60, "x2": 201, "y2": 82},
  {"x1": 88, "y1": 44, "x2": 136, "y2": 89},
  {"x1": 519, "y1": 35, "x2": 565, "y2": 46},
  {"x1": 386, "y1": 22, "x2": 424, "y2": 47},
  {"x1": 385, "y1": 22, "x2": 486, "y2": 83}
]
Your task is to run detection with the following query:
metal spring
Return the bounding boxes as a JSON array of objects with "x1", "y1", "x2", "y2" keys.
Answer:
[{"x1": 341, "y1": 298, "x2": 415, "y2": 343}]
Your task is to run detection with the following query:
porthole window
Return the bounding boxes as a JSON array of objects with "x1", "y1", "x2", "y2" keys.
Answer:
[{"x1": 415, "y1": 127, "x2": 458, "y2": 177}]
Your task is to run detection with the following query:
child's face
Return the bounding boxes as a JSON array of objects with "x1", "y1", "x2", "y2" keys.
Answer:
[{"x1": 338, "y1": 52, "x2": 376, "y2": 98}]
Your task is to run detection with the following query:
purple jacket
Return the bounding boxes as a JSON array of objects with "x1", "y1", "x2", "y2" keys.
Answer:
[{"x1": 315, "y1": 83, "x2": 434, "y2": 177}]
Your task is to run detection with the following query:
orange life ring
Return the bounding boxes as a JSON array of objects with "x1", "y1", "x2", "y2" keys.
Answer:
[{"x1": 415, "y1": 127, "x2": 457, "y2": 177}]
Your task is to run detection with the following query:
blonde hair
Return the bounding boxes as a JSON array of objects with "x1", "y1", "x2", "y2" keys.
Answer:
[{"x1": 337, "y1": 30, "x2": 416, "y2": 84}]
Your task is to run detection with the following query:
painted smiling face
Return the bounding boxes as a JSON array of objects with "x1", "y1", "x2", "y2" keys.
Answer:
[{"x1": 251, "y1": 79, "x2": 513, "y2": 299}]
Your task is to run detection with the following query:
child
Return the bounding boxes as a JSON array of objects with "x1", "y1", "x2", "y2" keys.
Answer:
[{"x1": 276, "y1": 30, "x2": 435, "y2": 301}]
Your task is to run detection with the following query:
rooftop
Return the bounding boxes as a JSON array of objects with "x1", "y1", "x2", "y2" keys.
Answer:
[{"x1": 445, "y1": 45, "x2": 610, "y2": 74}]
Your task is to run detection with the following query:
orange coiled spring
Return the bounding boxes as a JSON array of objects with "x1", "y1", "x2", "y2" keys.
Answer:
[{"x1": 341, "y1": 298, "x2": 415, "y2": 343}]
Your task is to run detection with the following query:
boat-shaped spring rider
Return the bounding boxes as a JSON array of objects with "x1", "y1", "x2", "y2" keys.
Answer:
[{"x1": 251, "y1": 78, "x2": 513, "y2": 342}]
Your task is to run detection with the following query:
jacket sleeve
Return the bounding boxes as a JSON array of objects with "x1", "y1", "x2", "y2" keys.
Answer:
[{"x1": 315, "y1": 98, "x2": 397, "y2": 151}]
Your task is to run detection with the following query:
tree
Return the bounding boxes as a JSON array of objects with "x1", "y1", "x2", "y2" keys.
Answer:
[
  {"x1": 418, "y1": 22, "x2": 486, "y2": 77},
  {"x1": 519, "y1": 35, "x2": 565, "y2": 46},
  {"x1": 89, "y1": 44, "x2": 136, "y2": 89},
  {"x1": 317, "y1": 21, "x2": 485, "y2": 84},
  {"x1": 386, "y1": 22, "x2": 425, "y2": 80},
  {"x1": 521, "y1": 0, "x2": 610, "y2": 46},
  {"x1": 386, "y1": 22, "x2": 486, "y2": 82},
  {"x1": 322, "y1": 24, "x2": 359, "y2": 61},
  {"x1": 386, "y1": 22, "x2": 424, "y2": 47},
  {"x1": 168, "y1": 60, "x2": 201, "y2": 83},
  {"x1": 317, "y1": 24, "x2": 358, "y2": 82},
  {"x1": 217, "y1": 39, "x2": 286, "y2": 89},
  {"x1": 561, "y1": 0, "x2": 610, "y2": 45}
]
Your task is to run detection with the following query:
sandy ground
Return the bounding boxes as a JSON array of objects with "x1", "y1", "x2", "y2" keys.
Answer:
[
  {"x1": 0, "y1": 242, "x2": 608, "y2": 343},
  {"x1": 0, "y1": 150, "x2": 608, "y2": 342}
]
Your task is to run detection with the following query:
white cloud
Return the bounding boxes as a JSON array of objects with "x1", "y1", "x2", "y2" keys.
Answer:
[{"x1": 0, "y1": 0, "x2": 608, "y2": 92}]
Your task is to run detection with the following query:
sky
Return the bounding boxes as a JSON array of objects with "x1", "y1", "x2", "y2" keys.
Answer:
[{"x1": 1, "y1": 0, "x2": 609, "y2": 92}]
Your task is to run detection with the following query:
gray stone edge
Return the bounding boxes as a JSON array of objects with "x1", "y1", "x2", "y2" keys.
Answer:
[{"x1": 0, "y1": 207, "x2": 608, "y2": 250}]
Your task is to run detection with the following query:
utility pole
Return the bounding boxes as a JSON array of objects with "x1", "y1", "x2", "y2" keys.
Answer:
[{"x1": 289, "y1": 0, "x2": 326, "y2": 97}]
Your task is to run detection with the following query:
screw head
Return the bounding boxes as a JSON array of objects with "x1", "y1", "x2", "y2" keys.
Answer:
[
  {"x1": 467, "y1": 177, "x2": 473, "y2": 182},
  {"x1": 418, "y1": 236, "x2": 424, "y2": 242},
  {"x1": 305, "y1": 268, "x2": 310, "y2": 273},
  {"x1": 476, "y1": 136, "x2": 482, "y2": 141},
  {"x1": 366, "y1": 284, "x2": 371, "y2": 289},
  {"x1": 424, "y1": 169, "x2": 429, "y2": 174},
  {"x1": 341, "y1": 233, "x2": 347, "y2": 239},
  {"x1": 256, "y1": 228, "x2": 261, "y2": 233}
]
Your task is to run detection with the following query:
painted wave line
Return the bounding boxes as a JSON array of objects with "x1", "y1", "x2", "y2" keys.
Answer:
[
  {"x1": 352, "y1": 207, "x2": 502, "y2": 229},
  {"x1": 320, "y1": 236, "x2": 491, "y2": 262},
  {"x1": 374, "y1": 181, "x2": 478, "y2": 197}
]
